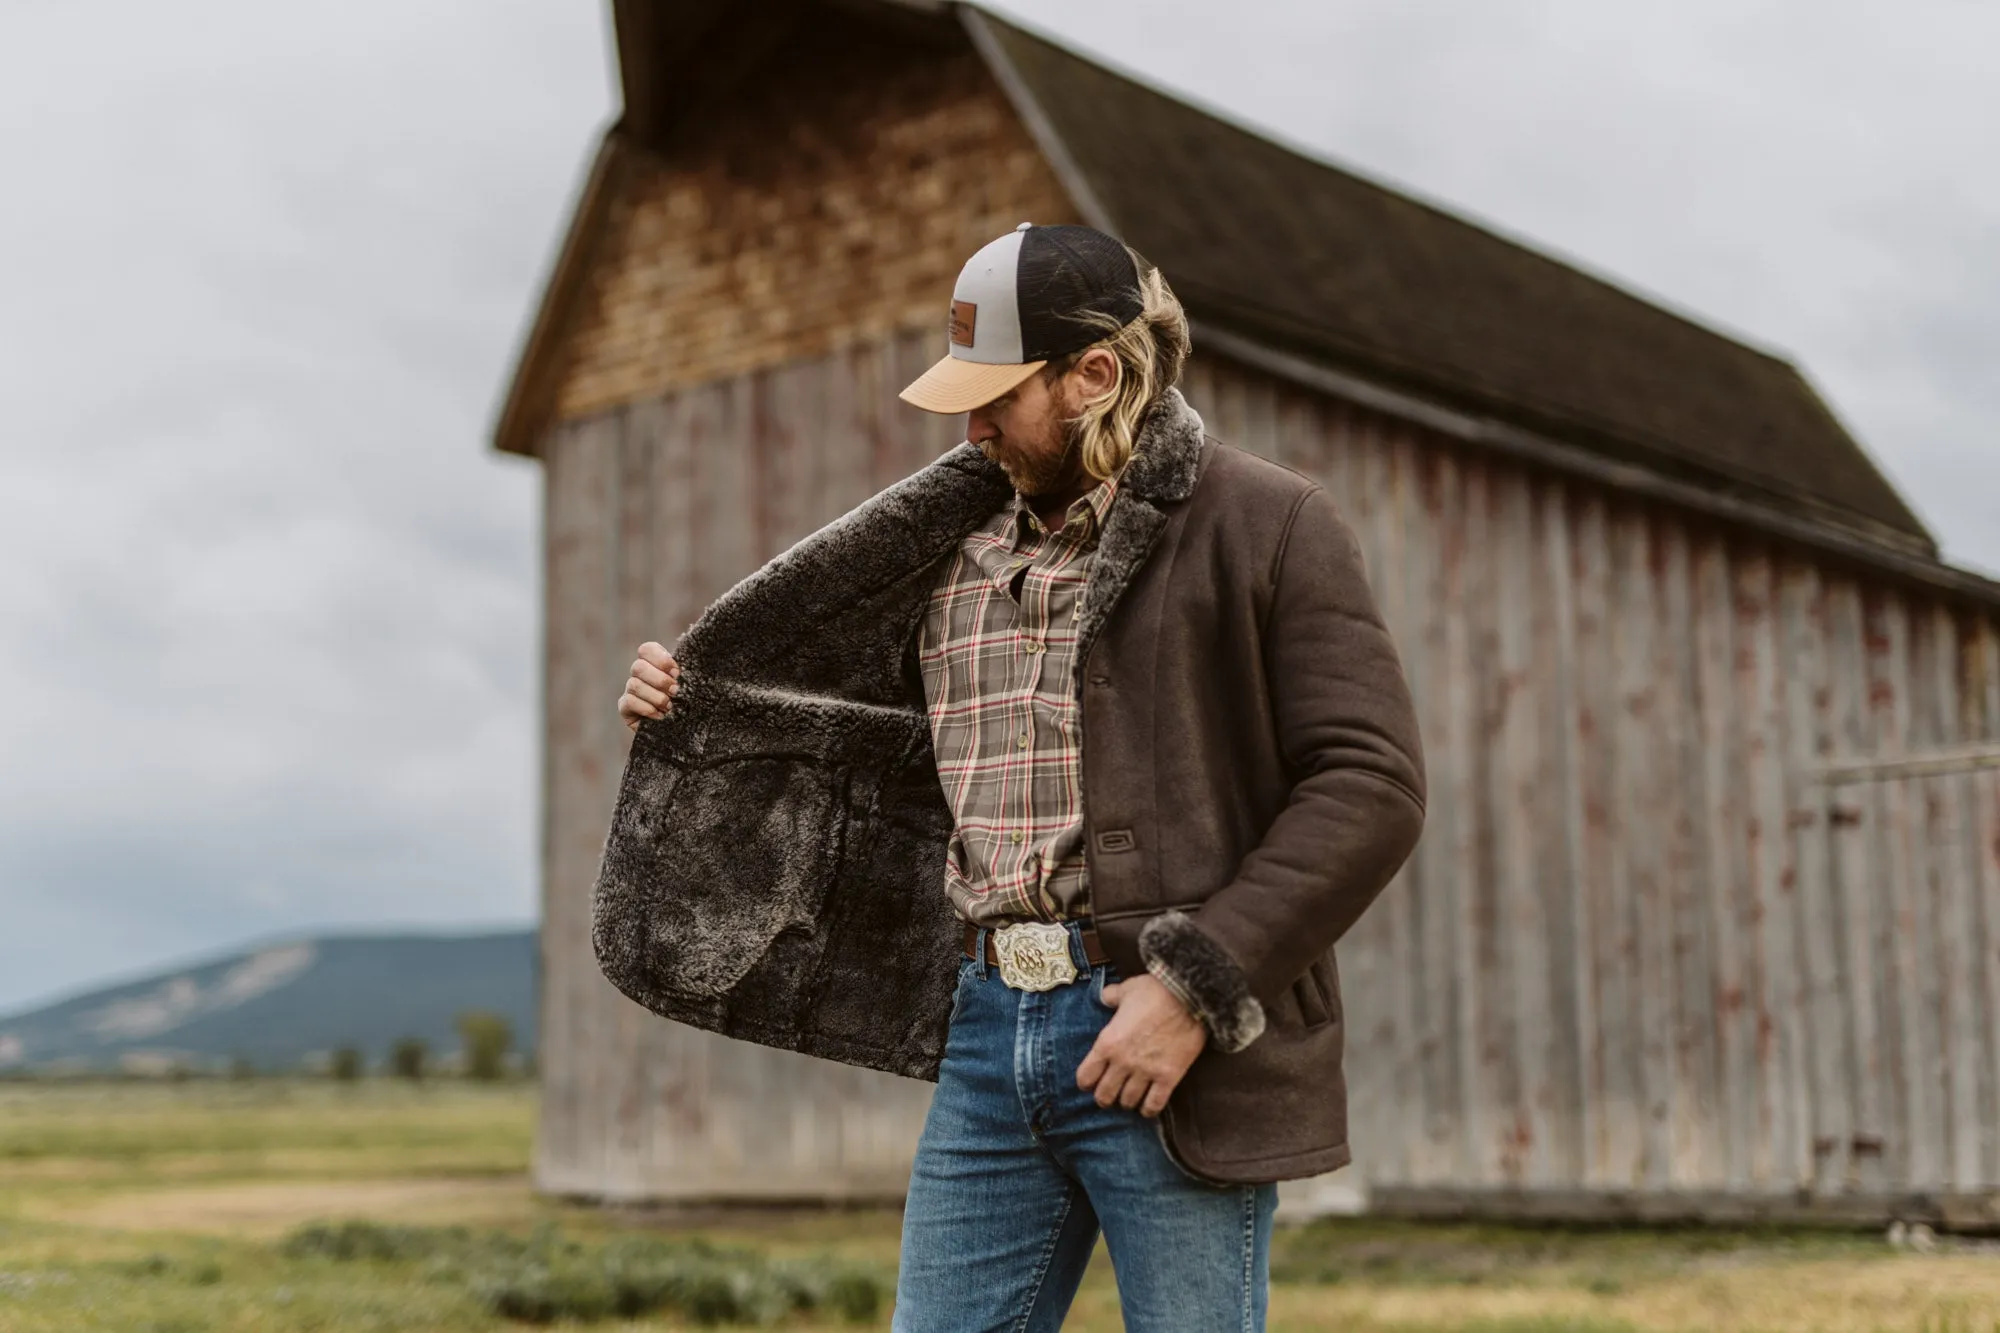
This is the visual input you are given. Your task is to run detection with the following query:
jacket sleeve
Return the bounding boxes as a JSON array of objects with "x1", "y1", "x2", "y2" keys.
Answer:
[{"x1": 1138, "y1": 484, "x2": 1427, "y2": 1052}]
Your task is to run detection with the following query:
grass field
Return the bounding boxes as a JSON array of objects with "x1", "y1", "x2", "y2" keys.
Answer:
[{"x1": 1, "y1": 1078, "x2": 1996, "y2": 1331}]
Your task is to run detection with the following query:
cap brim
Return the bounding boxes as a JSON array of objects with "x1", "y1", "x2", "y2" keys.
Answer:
[{"x1": 898, "y1": 354, "x2": 1047, "y2": 414}]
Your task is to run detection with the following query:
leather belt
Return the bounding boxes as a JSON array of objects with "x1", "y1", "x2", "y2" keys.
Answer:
[{"x1": 962, "y1": 921, "x2": 1108, "y2": 968}]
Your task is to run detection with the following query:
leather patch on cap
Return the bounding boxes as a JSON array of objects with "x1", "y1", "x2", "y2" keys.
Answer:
[{"x1": 949, "y1": 300, "x2": 977, "y2": 347}]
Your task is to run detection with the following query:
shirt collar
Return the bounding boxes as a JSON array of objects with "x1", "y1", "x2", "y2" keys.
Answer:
[{"x1": 1011, "y1": 472, "x2": 1119, "y2": 544}]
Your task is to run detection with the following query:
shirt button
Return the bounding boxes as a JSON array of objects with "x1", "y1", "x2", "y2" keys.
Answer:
[
  {"x1": 1017, "y1": 732, "x2": 1030, "y2": 747},
  {"x1": 1011, "y1": 830, "x2": 1025, "y2": 844}
]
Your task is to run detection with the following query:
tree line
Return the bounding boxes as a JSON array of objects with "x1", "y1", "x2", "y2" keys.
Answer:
[{"x1": 325, "y1": 1010, "x2": 526, "y2": 1082}]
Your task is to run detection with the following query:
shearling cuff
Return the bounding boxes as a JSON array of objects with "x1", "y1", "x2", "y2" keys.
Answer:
[{"x1": 1138, "y1": 910, "x2": 1266, "y2": 1053}]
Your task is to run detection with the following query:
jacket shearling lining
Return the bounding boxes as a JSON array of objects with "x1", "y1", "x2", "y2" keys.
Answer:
[{"x1": 590, "y1": 391, "x2": 1209, "y2": 1083}]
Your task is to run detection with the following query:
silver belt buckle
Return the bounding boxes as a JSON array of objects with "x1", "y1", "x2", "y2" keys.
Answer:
[{"x1": 990, "y1": 921, "x2": 1079, "y2": 991}]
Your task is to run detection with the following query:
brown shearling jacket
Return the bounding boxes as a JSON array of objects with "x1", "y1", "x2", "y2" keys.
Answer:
[{"x1": 590, "y1": 387, "x2": 1426, "y2": 1183}]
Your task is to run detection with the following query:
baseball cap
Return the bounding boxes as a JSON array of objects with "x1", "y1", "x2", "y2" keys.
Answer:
[{"x1": 899, "y1": 222, "x2": 1144, "y2": 415}]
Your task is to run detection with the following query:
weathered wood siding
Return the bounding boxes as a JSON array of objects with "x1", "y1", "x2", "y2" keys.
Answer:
[
  {"x1": 1185, "y1": 356, "x2": 2000, "y2": 1216},
  {"x1": 537, "y1": 334, "x2": 2000, "y2": 1213}
]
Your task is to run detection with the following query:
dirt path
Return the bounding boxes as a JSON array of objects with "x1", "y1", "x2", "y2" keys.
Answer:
[{"x1": 55, "y1": 1175, "x2": 536, "y2": 1236}]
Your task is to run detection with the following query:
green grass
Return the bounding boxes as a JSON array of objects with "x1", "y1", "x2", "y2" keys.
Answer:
[
  {"x1": 274, "y1": 1219, "x2": 887, "y2": 1324},
  {"x1": 0, "y1": 1079, "x2": 533, "y2": 1191},
  {"x1": 1269, "y1": 1215, "x2": 1885, "y2": 1289},
  {"x1": 3, "y1": 1078, "x2": 1999, "y2": 1331},
  {"x1": 0, "y1": 1078, "x2": 899, "y2": 1331}
]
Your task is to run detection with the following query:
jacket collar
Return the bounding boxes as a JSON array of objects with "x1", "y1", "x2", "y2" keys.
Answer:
[
  {"x1": 1112, "y1": 386, "x2": 1207, "y2": 503},
  {"x1": 1072, "y1": 387, "x2": 1206, "y2": 688}
]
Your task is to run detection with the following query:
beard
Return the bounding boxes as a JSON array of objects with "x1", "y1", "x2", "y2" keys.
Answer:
[{"x1": 981, "y1": 417, "x2": 1085, "y2": 496}]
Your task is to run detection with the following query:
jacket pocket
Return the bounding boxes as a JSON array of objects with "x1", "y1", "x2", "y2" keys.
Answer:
[
  {"x1": 1161, "y1": 1014, "x2": 1350, "y2": 1181},
  {"x1": 1290, "y1": 956, "x2": 1338, "y2": 1029},
  {"x1": 622, "y1": 754, "x2": 848, "y2": 1000},
  {"x1": 1291, "y1": 975, "x2": 1330, "y2": 1028}
]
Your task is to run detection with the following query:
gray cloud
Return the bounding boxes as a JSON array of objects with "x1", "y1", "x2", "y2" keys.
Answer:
[
  {"x1": 0, "y1": 1, "x2": 610, "y2": 1009},
  {"x1": 2, "y1": 1, "x2": 1992, "y2": 1011}
]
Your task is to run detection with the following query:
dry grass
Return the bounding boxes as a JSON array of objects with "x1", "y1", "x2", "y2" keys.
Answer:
[
  {"x1": 0, "y1": 1080, "x2": 532, "y2": 1195},
  {"x1": 54, "y1": 1177, "x2": 535, "y2": 1235},
  {"x1": 1266, "y1": 1249, "x2": 2000, "y2": 1332},
  {"x1": 2, "y1": 1078, "x2": 1997, "y2": 1330}
]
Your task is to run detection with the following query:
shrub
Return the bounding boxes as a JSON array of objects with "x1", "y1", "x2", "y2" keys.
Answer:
[
  {"x1": 282, "y1": 1220, "x2": 468, "y2": 1263},
  {"x1": 112, "y1": 1253, "x2": 224, "y2": 1287},
  {"x1": 389, "y1": 1037, "x2": 427, "y2": 1081},
  {"x1": 455, "y1": 1012, "x2": 513, "y2": 1082},
  {"x1": 276, "y1": 1219, "x2": 887, "y2": 1325}
]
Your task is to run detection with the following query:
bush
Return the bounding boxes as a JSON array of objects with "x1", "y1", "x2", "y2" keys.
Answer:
[
  {"x1": 475, "y1": 1238, "x2": 885, "y2": 1325},
  {"x1": 112, "y1": 1253, "x2": 224, "y2": 1286},
  {"x1": 281, "y1": 1220, "x2": 470, "y2": 1263},
  {"x1": 455, "y1": 1011, "x2": 513, "y2": 1082},
  {"x1": 329, "y1": 1046, "x2": 363, "y2": 1082},
  {"x1": 276, "y1": 1219, "x2": 887, "y2": 1325},
  {"x1": 809, "y1": 1266, "x2": 885, "y2": 1322},
  {"x1": 389, "y1": 1037, "x2": 427, "y2": 1081}
]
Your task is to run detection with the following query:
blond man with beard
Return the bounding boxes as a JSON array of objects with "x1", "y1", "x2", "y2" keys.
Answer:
[{"x1": 605, "y1": 223, "x2": 1425, "y2": 1330}]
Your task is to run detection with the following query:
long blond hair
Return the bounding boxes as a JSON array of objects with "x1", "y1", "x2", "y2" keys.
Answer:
[{"x1": 1044, "y1": 258, "x2": 1191, "y2": 484}]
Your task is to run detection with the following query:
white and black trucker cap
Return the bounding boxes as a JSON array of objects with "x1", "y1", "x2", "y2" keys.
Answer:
[{"x1": 899, "y1": 222, "x2": 1144, "y2": 415}]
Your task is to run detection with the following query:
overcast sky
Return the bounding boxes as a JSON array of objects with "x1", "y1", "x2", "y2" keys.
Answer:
[{"x1": 2, "y1": 1, "x2": 1994, "y2": 1014}]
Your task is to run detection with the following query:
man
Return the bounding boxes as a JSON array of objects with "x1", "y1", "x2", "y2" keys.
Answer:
[{"x1": 601, "y1": 223, "x2": 1425, "y2": 1330}]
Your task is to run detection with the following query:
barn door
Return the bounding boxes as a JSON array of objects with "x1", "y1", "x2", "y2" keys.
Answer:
[{"x1": 1804, "y1": 745, "x2": 2000, "y2": 1201}]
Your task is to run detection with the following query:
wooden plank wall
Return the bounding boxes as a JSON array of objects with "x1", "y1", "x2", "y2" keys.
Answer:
[
  {"x1": 537, "y1": 327, "x2": 961, "y2": 1200},
  {"x1": 1186, "y1": 354, "x2": 2000, "y2": 1207},
  {"x1": 538, "y1": 331, "x2": 2000, "y2": 1208}
]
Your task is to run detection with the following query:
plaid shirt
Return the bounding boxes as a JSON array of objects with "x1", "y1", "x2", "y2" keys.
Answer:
[{"x1": 916, "y1": 476, "x2": 1119, "y2": 926}]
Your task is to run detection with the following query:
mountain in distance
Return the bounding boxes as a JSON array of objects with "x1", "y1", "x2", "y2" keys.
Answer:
[{"x1": 0, "y1": 929, "x2": 537, "y2": 1075}]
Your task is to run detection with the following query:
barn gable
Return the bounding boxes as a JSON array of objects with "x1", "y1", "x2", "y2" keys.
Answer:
[{"x1": 494, "y1": 0, "x2": 1074, "y2": 451}]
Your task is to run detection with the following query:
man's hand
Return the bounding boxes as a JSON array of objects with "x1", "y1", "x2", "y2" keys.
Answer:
[
  {"x1": 1075, "y1": 974, "x2": 1207, "y2": 1118},
  {"x1": 618, "y1": 642, "x2": 680, "y2": 730}
]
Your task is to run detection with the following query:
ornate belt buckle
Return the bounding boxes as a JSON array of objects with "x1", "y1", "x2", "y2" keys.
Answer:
[{"x1": 991, "y1": 921, "x2": 1079, "y2": 991}]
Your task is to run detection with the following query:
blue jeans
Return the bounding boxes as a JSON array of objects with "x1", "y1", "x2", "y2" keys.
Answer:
[{"x1": 893, "y1": 923, "x2": 1278, "y2": 1331}]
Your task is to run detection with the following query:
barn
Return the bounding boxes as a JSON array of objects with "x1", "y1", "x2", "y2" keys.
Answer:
[{"x1": 494, "y1": 0, "x2": 2000, "y2": 1227}]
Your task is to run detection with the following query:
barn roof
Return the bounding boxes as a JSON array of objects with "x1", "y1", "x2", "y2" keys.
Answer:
[
  {"x1": 497, "y1": 0, "x2": 1949, "y2": 570},
  {"x1": 961, "y1": 13, "x2": 1932, "y2": 556}
]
